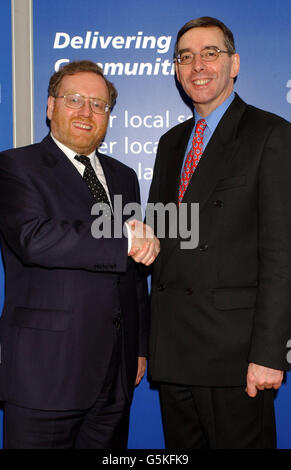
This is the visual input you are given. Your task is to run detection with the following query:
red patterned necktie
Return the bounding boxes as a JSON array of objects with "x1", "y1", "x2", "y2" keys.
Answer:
[{"x1": 178, "y1": 118, "x2": 207, "y2": 205}]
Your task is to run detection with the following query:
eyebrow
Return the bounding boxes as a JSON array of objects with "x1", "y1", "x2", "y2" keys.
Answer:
[
  {"x1": 62, "y1": 91, "x2": 107, "y2": 101},
  {"x1": 177, "y1": 45, "x2": 219, "y2": 54}
]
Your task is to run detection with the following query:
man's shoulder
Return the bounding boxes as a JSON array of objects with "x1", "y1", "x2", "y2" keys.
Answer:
[
  {"x1": 245, "y1": 102, "x2": 289, "y2": 125},
  {"x1": 0, "y1": 141, "x2": 43, "y2": 169},
  {"x1": 0, "y1": 141, "x2": 42, "y2": 157},
  {"x1": 234, "y1": 97, "x2": 290, "y2": 135}
]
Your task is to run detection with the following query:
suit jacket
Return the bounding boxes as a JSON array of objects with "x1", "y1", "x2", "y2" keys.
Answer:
[
  {"x1": 0, "y1": 134, "x2": 149, "y2": 410},
  {"x1": 148, "y1": 94, "x2": 291, "y2": 387}
]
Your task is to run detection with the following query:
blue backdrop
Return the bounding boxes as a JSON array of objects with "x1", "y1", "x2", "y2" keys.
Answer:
[
  {"x1": 0, "y1": 0, "x2": 13, "y2": 449},
  {"x1": 1, "y1": 0, "x2": 291, "y2": 449},
  {"x1": 0, "y1": 0, "x2": 13, "y2": 151}
]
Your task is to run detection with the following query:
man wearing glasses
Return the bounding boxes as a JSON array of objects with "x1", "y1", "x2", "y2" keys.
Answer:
[
  {"x1": 0, "y1": 60, "x2": 159, "y2": 448},
  {"x1": 147, "y1": 17, "x2": 291, "y2": 448}
]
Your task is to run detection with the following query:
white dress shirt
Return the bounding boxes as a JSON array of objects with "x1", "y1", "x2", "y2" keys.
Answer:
[
  {"x1": 50, "y1": 133, "x2": 112, "y2": 205},
  {"x1": 50, "y1": 133, "x2": 132, "y2": 251}
]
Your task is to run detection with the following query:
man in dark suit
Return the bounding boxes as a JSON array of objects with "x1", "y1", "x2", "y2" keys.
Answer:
[
  {"x1": 0, "y1": 60, "x2": 159, "y2": 448},
  {"x1": 147, "y1": 17, "x2": 291, "y2": 448}
]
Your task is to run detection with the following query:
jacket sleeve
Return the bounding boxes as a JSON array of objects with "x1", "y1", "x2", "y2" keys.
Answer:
[
  {"x1": 132, "y1": 172, "x2": 149, "y2": 357},
  {"x1": 0, "y1": 154, "x2": 128, "y2": 273},
  {"x1": 248, "y1": 119, "x2": 291, "y2": 370}
]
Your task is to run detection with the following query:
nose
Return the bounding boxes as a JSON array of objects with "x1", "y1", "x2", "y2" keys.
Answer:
[
  {"x1": 79, "y1": 98, "x2": 93, "y2": 117},
  {"x1": 191, "y1": 53, "x2": 205, "y2": 73}
]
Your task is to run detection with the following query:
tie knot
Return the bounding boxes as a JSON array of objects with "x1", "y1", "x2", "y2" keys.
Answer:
[
  {"x1": 75, "y1": 154, "x2": 91, "y2": 166},
  {"x1": 195, "y1": 119, "x2": 207, "y2": 136}
]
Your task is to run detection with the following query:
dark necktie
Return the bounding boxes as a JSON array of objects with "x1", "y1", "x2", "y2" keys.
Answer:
[{"x1": 74, "y1": 154, "x2": 112, "y2": 216}]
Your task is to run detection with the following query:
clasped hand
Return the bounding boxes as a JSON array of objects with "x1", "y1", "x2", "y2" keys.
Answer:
[{"x1": 128, "y1": 219, "x2": 160, "y2": 266}]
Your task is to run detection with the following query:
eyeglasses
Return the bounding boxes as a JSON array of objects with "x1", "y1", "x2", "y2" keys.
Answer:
[
  {"x1": 55, "y1": 94, "x2": 111, "y2": 114},
  {"x1": 175, "y1": 46, "x2": 231, "y2": 65}
]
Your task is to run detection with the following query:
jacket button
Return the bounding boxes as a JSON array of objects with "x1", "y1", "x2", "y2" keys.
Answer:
[
  {"x1": 157, "y1": 283, "x2": 165, "y2": 291},
  {"x1": 214, "y1": 200, "x2": 224, "y2": 208},
  {"x1": 185, "y1": 287, "x2": 193, "y2": 295},
  {"x1": 113, "y1": 317, "x2": 121, "y2": 329},
  {"x1": 199, "y1": 244, "x2": 208, "y2": 251}
]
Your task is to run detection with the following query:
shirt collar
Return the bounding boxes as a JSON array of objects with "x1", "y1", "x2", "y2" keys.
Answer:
[
  {"x1": 194, "y1": 91, "x2": 235, "y2": 133},
  {"x1": 50, "y1": 132, "x2": 96, "y2": 164}
]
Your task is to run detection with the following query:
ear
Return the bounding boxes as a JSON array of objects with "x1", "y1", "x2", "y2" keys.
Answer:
[
  {"x1": 230, "y1": 53, "x2": 240, "y2": 79},
  {"x1": 47, "y1": 96, "x2": 55, "y2": 121},
  {"x1": 175, "y1": 62, "x2": 181, "y2": 84}
]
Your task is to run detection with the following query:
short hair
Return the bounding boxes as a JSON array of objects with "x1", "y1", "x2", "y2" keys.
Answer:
[
  {"x1": 174, "y1": 16, "x2": 236, "y2": 57},
  {"x1": 48, "y1": 60, "x2": 117, "y2": 106}
]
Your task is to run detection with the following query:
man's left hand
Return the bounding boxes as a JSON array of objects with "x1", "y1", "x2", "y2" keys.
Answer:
[
  {"x1": 246, "y1": 363, "x2": 284, "y2": 397},
  {"x1": 135, "y1": 356, "x2": 147, "y2": 385}
]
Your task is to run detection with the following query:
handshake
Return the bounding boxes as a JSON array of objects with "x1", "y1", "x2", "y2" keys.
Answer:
[{"x1": 127, "y1": 219, "x2": 160, "y2": 266}]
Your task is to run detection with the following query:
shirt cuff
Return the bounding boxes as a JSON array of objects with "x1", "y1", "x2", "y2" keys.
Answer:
[{"x1": 124, "y1": 222, "x2": 132, "y2": 253}]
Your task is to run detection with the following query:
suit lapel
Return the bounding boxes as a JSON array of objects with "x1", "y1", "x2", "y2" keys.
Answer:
[
  {"x1": 97, "y1": 152, "x2": 119, "y2": 204},
  {"x1": 41, "y1": 136, "x2": 128, "y2": 213},
  {"x1": 182, "y1": 95, "x2": 246, "y2": 211},
  {"x1": 158, "y1": 95, "x2": 247, "y2": 271},
  {"x1": 40, "y1": 134, "x2": 98, "y2": 207}
]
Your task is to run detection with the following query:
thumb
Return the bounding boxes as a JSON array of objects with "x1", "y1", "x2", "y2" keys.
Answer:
[{"x1": 245, "y1": 380, "x2": 258, "y2": 398}]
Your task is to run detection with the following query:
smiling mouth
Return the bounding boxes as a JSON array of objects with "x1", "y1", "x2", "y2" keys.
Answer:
[
  {"x1": 193, "y1": 79, "x2": 211, "y2": 85},
  {"x1": 72, "y1": 122, "x2": 93, "y2": 131}
]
